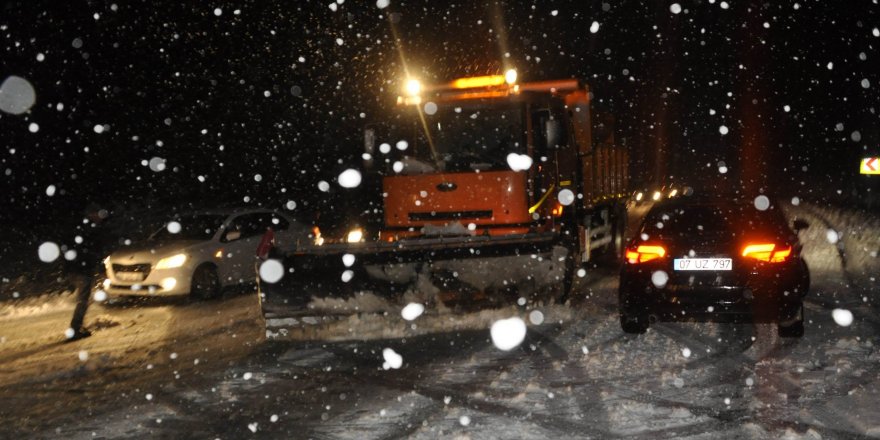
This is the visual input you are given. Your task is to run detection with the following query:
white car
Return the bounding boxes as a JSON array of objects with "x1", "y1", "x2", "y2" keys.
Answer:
[{"x1": 101, "y1": 209, "x2": 307, "y2": 299}]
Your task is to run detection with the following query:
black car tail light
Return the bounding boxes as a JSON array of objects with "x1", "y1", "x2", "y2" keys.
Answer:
[
  {"x1": 625, "y1": 245, "x2": 667, "y2": 264},
  {"x1": 741, "y1": 243, "x2": 791, "y2": 263}
]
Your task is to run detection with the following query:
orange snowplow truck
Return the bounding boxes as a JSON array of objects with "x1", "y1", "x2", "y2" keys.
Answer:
[{"x1": 259, "y1": 70, "x2": 628, "y2": 332}]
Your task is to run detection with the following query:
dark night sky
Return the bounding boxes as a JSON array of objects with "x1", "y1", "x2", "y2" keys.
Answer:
[{"x1": 1, "y1": 0, "x2": 878, "y2": 234}]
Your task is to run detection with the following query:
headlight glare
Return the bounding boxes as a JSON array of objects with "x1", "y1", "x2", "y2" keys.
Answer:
[{"x1": 346, "y1": 228, "x2": 364, "y2": 243}]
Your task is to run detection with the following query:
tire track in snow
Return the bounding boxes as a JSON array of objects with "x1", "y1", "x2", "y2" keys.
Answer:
[
  {"x1": 266, "y1": 328, "x2": 614, "y2": 439},
  {"x1": 293, "y1": 273, "x2": 625, "y2": 438}
]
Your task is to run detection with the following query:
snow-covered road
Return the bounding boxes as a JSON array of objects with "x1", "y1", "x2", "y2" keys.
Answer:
[{"x1": 1, "y1": 201, "x2": 878, "y2": 439}]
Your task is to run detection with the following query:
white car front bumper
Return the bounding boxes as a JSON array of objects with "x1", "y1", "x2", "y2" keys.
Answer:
[{"x1": 103, "y1": 261, "x2": 194, "y2": 297}]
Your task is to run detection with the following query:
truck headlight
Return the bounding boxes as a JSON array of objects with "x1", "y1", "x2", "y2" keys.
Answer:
[
  {"x1": 346, "y1": 228, "x2": 364, "y2": 243},
  {"x1": 404, "y1": 79, "x2": 421, "y2": 97},
  {"x1": 156, "y1": 253, "x2": 187, "y2": 269}
]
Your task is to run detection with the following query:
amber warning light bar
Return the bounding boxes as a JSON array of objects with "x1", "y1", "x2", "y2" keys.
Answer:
[{"x1": 399, "y1": 69, "x2": 518, "y2": 105}]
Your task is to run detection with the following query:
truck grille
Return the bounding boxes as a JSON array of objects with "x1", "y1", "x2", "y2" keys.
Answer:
[{"x1": 409, "y1": 210, "x2": 493, "y2": 221}]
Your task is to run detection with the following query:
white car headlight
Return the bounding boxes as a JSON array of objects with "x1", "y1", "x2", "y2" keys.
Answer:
[{"x1": 155, "y1": 253, "x2": 187, "y2": 269}]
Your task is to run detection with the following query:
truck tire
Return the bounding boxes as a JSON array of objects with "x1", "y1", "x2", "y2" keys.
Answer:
[
  {"x1": 612, "y1": 205, "x2": 627, "y2": 261},
  {"x1": 550, "y1": 240, "x2": 577, "y2": 305}
]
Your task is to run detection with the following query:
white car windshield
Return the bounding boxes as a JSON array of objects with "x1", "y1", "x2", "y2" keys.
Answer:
[{"x1": 150, "y1": 214, "x2": 226, "y2": 241}]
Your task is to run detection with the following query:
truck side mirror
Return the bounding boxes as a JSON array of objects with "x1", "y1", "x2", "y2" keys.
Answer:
[
  {"x1": 363, "y1": 127, "x2": 377, "y2": 169},
  {"x1": 364, "y1": 128, "x2": 376, "y2": 155},
  {"x1": 545, "y1": 119, "x2": 561, "y2": 149}
]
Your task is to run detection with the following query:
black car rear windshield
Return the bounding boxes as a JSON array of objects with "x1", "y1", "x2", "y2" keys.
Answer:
[{"x1": 642, "y1": 203, "x2": 788, "y2": 237}]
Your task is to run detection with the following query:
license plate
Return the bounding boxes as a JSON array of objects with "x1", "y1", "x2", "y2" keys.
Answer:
[
  {"x1": 116, "y1": 271, "x2": 145, "y2": 281},
  {"x1": 673, "y1": 258, "x2": 732, "y2": 271}
]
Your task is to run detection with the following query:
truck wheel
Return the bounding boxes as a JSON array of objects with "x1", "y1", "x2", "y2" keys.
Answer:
[
  {"x1": 777, "y1": 304, "x2": 804, "y2": 338},
  {"x1": 612, "y1": 207, "x2": 627, "y2": 261},
  {"x1": 549, "y1": 244, "x2": 576, "y2": 304},
  {"x1": 191, "y1": 264, "x2": 220, "y2": 300}
]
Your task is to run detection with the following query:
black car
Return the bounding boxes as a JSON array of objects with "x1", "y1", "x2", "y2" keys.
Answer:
[{"x1": 618, "y1": 196, "x2": 810, "y2": 337}]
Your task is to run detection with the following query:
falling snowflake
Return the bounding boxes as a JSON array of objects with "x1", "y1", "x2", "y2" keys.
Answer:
[
  {"x1": 0, "y1": 76, "x2": 37, "y2": 115},
  {"x1": 259, "y1": 259, "x2": 284, "y2": 283},
  {"x1": 825, "y1": 229, "x2": 839, "y2": 244},
  {"x1": 38, "y1": 242, "x2": 60, "y2": 263},
  {"x1": 506, "y1": 153, "x2": 533, "y2": 171},
  {"x1": 341, "y1": 270, "x2": 354, "y2": 282},
  {"x1": 753, "y1": 195, "x2": 770, "y2": 211},
  {"x1": 338, "y1": 169, "x2": 362, "y2": 188},
  {"x1": 832, "y1": 309, "x2": 853, "y2": 327},
  {"x1": 167, "y1": 221, "x2": 181, "y2": 234},
  {"x1": 401, "y1": 303, "x2": 425, "y2": 321},
  {"x1": 490, "y1": 317, "x2": 527, "y2": 351},
  {"x1": 557, "y1": 189, "x2": 575, "y2": 206},
  {"x1": 382, "y1": 348, "x2": 403, "y2": 369},
  {"x1": 651, "y1": 271, "x2": 669, "y2": 288}
]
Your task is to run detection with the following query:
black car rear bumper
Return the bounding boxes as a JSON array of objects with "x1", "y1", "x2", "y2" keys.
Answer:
[{"x1": 619, "y1": 261, "x2": 808, "y2": 323}]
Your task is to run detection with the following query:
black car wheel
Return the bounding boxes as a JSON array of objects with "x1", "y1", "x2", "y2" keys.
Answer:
[
  {"x1": 777, "y1": 304, "x2": 805, "y2": 338},
  {"x1": 191, "y1": 264, "x2": 220, "y2": 300},
  {"x1": 618, "y1": 291, "x2": 649, "y2": 333},
  {"x1": 620, "y1": 312, "x2": 649, "y2": 334}
]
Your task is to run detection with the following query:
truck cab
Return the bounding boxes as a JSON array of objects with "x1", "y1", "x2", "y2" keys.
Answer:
[{"x1": 363, "y1": 72, "x2": 627, "y2": 260}]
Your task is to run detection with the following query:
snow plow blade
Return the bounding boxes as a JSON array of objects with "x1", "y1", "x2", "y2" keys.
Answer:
[{"x1": 258, "y1": 232, "x2": 565, "y2": 337}]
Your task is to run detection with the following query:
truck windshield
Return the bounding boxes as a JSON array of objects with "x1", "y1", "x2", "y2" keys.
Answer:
[{"x1": 390, "y1": 100, "x2": 526, "y2": 173}]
